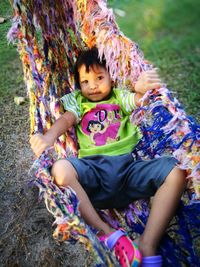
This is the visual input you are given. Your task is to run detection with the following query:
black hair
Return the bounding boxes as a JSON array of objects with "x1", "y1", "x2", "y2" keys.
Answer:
[
  {"x1": 86, "y1": 120, "x2": 104, "y2": 133},
  {"x1": 74, "y1": 47, "x2": 107, "y2": 89}
]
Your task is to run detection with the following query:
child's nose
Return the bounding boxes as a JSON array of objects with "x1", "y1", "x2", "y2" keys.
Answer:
[{"x1": 90, "y1": 82, "x2": 97, "y2": 89}]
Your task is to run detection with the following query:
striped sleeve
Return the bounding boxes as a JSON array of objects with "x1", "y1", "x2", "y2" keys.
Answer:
[
  {"x1": 60, "y1": 91, "x2": 81, "y2": 122},
  {"x1": 115, "y1": 89, "x2": 136, "y2": 114}
]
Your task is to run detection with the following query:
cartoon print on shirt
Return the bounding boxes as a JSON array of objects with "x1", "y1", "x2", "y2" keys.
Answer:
[
  {"x1": 86, "y1": 120, "x2": 111, "y2": 145},
  {"x1": 81, "y1": 103, "x2": 122, "y2": 146}
]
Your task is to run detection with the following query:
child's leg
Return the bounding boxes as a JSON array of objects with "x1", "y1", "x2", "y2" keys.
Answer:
[
  {"x1": 52, "y1": 159, "x2": 142, "y2": 266},
  {"x1": 51, "y1": 159, "x2": 112, "y2": 235},
  {"x1": 138, "y1": 167, "x2": 186, "y2": 257}
]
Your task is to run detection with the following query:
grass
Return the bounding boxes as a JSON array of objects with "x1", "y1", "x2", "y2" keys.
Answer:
[
  {"x1": 110, "y1": 0, "x2": 200, "y2": 119},
  {"x1": 0, "y1": 0, "x2": 24, "y2": 102},
  {"x1": 0, "y1": 0, "x2": 200, "y2": 119}
]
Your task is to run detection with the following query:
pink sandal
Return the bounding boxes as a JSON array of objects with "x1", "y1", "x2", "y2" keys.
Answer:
[{"x1": 99, "y1": 229, "x2": 142, "y2": 267}]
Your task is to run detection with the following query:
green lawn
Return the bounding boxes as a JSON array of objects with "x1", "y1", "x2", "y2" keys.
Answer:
[
  {"x1": 0, "y1": 0, "x2": 200, "y2": 119},
  {"x1": 110, "y1": 0, "x2": 200, "y2": 119},
  {"x1": 0, "y1": 0, "x2": 24, "y2": 102}
]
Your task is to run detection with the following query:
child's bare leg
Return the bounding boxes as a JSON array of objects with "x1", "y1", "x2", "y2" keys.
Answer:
[
  {"x1": 139, "y1": 167, "x2": 186, "y2": 256},
  {"x1": 51, "y1": 159, "x2": 113, "y2": 235}
]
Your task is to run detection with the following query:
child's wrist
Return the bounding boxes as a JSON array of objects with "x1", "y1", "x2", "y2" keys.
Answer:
[
  {"x1": 134, "y1": 92, "x2": 143, "y2": 107},
  {"x1": 44, "y1": 132, "x2": 55, "y2": 147},
  {"x1": 134, "y1": 80, "x2": 142, "y2": 93}
]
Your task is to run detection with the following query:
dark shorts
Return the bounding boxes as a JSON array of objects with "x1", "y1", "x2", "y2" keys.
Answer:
[{"x1": 67, "y1": 154, "x2": 177, "y2": 209}]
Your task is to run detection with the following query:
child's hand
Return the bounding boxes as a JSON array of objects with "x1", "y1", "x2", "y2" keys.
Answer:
[
  {"x1": 30, "y1": 133, "x2": 53, "y2": 158},
  {"x1": 134, "y1": 68, "x2": 162, "y2": 94}
]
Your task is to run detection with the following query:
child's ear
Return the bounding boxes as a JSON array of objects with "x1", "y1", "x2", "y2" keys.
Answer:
[{"x1": 111, "y1": 80, "x2": 115, "y2": 87}]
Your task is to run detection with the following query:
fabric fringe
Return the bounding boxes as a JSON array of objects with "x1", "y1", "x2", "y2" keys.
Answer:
[{"x1": 8, "y1": 0, "x2": 200, "y2": 266}]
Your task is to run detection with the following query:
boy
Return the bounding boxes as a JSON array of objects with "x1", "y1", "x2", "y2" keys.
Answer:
[{"x1": 30, "y1": 47, "x2": 186, "y2": 267}]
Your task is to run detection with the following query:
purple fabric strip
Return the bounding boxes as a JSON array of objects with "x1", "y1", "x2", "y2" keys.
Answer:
[{"x1": 106, "y1": 229, "x2": 125, "y2": 250}]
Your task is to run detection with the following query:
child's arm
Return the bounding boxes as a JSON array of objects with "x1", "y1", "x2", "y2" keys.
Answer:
[
  {"x1": 133, "y1": 68, "x2": 162, "y2": 106},
  {"x1": 30, "y1": 111, "x2": 76, "y2": 157}
]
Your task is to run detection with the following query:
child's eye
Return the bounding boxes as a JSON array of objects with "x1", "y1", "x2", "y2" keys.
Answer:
[
  {"x1": 98, "y1": 76, "x2": 104, "y2": 80},
  {"x1": 81, "y1": 80, "x2": 88, "y2": 85}
]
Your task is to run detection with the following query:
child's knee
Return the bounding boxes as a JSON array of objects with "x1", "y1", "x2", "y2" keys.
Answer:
[
  {"x1": 51, "y1": 159, "x2": 78, "y2": 187},
  {"x1": 166, "y1": 167, "x2": 187, "y2": 187}
]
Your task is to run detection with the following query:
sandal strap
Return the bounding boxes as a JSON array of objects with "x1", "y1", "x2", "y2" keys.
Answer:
[
  {"x1": 106, "y1": 229, "x2": 125, "y2": 250},
  {"x1": 142, "y1": 255, "x2": 162, "y2": 266}
]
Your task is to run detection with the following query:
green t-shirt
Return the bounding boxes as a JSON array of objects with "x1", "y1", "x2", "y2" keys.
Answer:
[{"x1": 61, "y1": 88, "x2": 142, "y2": 158}]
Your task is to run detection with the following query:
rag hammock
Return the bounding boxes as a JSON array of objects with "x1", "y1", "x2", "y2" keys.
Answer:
[{"x1": 8, "y1": 1, "x2": 200, "y2": 266}]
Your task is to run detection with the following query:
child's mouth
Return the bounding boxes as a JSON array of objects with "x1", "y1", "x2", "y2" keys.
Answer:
[{"x1": 89, "y1": 91, "x2": 101, "y2": 96}]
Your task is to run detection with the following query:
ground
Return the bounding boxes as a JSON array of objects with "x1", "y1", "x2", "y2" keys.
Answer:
[
  {"x1": 0, "y1": 93, "x2": 93, "y2": 267},
  {"x1": 0, "y1": 0, "x2": 200, "y2": 266}
]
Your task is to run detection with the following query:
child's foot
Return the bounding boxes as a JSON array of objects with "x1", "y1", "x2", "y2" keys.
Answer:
[
  {"x1": 137, "y1": 237, "x2": 163, "y2": 266},
  {"x1": 99, "y1": 229, "x2": 142, "y2": 267}
]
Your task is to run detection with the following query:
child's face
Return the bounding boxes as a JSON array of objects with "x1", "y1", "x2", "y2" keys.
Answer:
[
  {"x1": 78, "y1": 64, "x2": 112, "y2": 102},
  {"x1": 89, "y1": 123, "x2": 102, "y2": 133}
]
